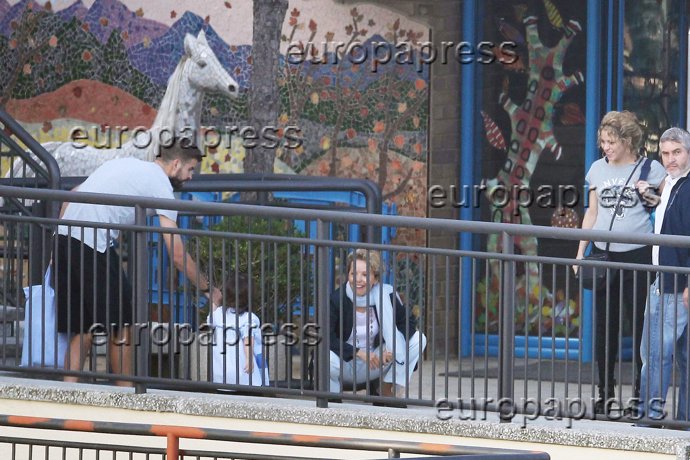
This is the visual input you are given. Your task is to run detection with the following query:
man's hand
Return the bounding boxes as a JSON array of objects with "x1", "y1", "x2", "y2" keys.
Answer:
[
  {"x1": 636, "y1": 179, "x2": 651, "y2": 195},
  {"x1": 207, "y1": 286, "x2": 222, "y2": 309},
  {"x1": 684, "y1": 287, "x2": 689, "y2": 309},
  {"x1": 636, "y1": 179, "x2": 661, "y2": 207}
]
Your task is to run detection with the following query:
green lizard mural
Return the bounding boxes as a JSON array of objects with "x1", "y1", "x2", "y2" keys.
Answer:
[{"x1": 479, "y1": 7, "x2": 583, "y2": 335}]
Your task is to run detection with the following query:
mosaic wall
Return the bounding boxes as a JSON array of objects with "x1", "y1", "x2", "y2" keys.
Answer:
[
  {"x1": 476, "y1": 0, "x2": 587, "y2": 337},
  {"x1": 0, "y1": 0, "x2": 430, "y2": 245}
]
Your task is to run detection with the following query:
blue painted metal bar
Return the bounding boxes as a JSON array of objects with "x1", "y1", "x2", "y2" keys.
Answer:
[
  {"x1": 583, "y1": 0, "x2": 604, "y2": 363},
  {"x1": 459, "y1": 0, "x2": 478, "y2": 357},
  {"x1": 616, "y1": 0, "x2": 625, "y2": 109},
  {"x1": 472, "y1": 334, "x2": 636, "y2": 361},
  {"x1": 605, "y1": 0, "x2": 614, "y2": 111},
  {"x1": 678, "y1": 0, "x2": 688, "y2": 128}
]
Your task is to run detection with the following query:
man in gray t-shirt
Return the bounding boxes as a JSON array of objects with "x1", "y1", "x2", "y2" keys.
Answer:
[{"x1": 55, "y1": 141, "x2": 222, "y2": 386}]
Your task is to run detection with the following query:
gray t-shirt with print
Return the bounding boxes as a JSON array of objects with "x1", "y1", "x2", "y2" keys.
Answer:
[{"x1": 585, "y1": 157, "x2": 666, "y2": 252}]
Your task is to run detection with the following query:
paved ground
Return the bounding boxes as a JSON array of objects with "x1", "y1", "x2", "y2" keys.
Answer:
[{"x1": 1, "y1": 336, "x2": 669, "y2": 428}]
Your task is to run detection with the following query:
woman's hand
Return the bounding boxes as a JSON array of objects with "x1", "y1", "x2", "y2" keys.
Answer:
[
  {"x1": 572, "y1": 258, "x2": 582, "y2": 276},
  {"x1": 355, "y1": 348, "x2": 381, "y2": 369},
  {"x1": 574, "y1": 188, "x2": 598, "y2": 277}
]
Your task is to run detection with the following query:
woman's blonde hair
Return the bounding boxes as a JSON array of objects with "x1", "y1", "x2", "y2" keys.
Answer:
[
  {"x1": 346, "y1": 249, "x2": 381, "y2": 281},
  {"x1": 597, "y1": 110, "x2": 645, "y2": 157}
]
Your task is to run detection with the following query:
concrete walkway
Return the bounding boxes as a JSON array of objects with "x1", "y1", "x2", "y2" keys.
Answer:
[
  {"x1": 0, "y1": 375, "x2": 686, "y2": 460},
  {"x1": 0, "y1": 355, "x2": 689, "y2": 460}
]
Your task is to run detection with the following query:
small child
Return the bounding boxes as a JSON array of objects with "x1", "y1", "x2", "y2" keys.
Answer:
[{"x1": 208, "y1": 273, "x2": 268, "y2": 386}]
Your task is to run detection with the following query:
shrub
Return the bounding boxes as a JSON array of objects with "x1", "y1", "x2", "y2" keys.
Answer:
[{"x1": 190, "y1": 215, "x2": 311, "y2": 324}]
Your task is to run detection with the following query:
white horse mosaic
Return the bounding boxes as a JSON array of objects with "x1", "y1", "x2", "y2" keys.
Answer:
[{"x1": 8, "y1": 30, "x2": 238, "y2": 179}]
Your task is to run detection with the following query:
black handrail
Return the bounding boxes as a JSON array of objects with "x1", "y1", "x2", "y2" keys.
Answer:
[
  {"x1": 0, "y1": 108, "x2": 62, "y2": 284},
  {"x1": 0, "y1": 108, "x2": 61, "y2": 211},
  {"x1": 60, "y1": 174, "x2": 382, "y2": 216},
  {"x1": 60, "y1": 174, "x2": 384, "y2": 242}
]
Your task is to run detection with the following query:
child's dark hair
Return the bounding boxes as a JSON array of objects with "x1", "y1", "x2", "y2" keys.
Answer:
[{"x1": 224, "y1": 272, "x2": 253, "y2": 313}]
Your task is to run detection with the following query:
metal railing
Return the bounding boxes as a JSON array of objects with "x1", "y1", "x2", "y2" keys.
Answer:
[
  {"x1": 1, "y1": 184, "x2": 690, "y2": 428},
  {"x1": 0, "y1": 414, "x2": 550, "y2": 459},
  {"x1": 0, "y1": 108, "x2": 61, "y2": 290},
  {"x1": 0, "y1": 108, "x2": 61, "y2": 198}
]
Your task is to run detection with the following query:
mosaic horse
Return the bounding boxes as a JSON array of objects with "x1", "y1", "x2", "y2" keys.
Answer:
[{"x1": 8, "y1": 30, "x2": 238, "y2": 179}]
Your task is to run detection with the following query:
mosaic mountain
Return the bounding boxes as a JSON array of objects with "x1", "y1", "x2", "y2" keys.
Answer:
[
  {"x1": 82, "y1": 0, "x2": 167, "y2": 47},
  {"x1": 1, "y1": 11, "x2": 161, "y2": 105},
  {"x1": 127, "y1": 11, "x2": 251, "y2": 88},
  {"x1": 0, "y1": 0, "x2": 165, "y2": 47},
  {"x1": 1, "y1": 1, "x2": 427, "y2": 104},
  {"x1": 0, "y1": 0, "x2": 9, "y2": 19}
]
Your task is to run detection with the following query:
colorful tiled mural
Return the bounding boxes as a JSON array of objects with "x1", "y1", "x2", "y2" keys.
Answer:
[
  {"x1": 0, "y1": 0, "x2": 429, "y2": 244},
  {"x1": 477, "y1": 0, "x2": 586, "y2": 337}
]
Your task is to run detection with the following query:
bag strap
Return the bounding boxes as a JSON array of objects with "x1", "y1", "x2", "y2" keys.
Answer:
[
  {"x1": 636, "y1": 158, "x2": 658, "y2": 212},
  {"x1": 639, "y1": 157, "x2": 651, "y2": 182},
  {"x1": 602, "y1": 158, "x2": 644, "y2": 253}
]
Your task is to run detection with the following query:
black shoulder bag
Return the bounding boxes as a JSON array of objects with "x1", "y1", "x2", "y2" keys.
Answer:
[{"x1": 578, "y1": 158, "x2": 647, "y2": 290}]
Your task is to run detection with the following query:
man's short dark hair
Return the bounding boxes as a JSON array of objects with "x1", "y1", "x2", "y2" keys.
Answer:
[{"x1": 158, "y1": 137, "x2": 203, "y2": 163}]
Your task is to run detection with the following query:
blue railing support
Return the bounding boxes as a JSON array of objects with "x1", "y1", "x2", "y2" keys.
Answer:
[
  {"x1": 459, "y1": 0, "x2": 479, "y2": 357},
  {"x1": 582, "y1": 0, "x2": 604, "y2": 364}
]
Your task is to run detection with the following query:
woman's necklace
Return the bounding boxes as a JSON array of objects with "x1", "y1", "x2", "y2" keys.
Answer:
[{"x1": 354, "y1": 309, "x2": 376, "y2": 349}]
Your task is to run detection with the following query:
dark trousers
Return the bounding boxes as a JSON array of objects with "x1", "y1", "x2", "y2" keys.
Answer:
[{"x1": 592, "y1": 244, "x2": 651, "y2": 397}]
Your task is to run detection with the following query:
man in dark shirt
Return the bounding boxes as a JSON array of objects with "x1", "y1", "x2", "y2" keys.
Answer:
[{"x1": 638, "y1": 127, "x2": 690, "y2": 422}]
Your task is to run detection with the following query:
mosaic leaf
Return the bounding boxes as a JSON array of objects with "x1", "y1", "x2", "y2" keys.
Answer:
[
  {"x1": 480, "y1": 111, "x2": 507, "y2": 152},
  {"x1": 543, "y1": 0, "x2": 564, "y2": 29}
]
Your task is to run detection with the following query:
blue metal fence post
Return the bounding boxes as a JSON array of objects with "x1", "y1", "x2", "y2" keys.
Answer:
[
  {"x1": 459, "y1": 0, "x2": 479, "y2": 357},
  {"x1": 615, "y1": 0, "x2": 624, "y2": 109},
  {"x1": 678, "y1": 0, "x2": 688, "y2": 128},
  {"x1": 582, "y1": 0, "x2": 604, "y2": 364}
]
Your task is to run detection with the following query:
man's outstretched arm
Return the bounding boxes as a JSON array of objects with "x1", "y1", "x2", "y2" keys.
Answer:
[{"x1": 158, "y1": 215, "x2": 222, "y2": 306}]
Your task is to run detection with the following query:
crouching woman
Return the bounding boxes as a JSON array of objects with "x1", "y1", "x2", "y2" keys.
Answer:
[{"x1": 329, "y1": 249, "x2": 427, "y2": 398}]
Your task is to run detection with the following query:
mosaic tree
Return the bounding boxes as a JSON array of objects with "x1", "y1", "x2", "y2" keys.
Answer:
[
  {"x1": 0, "y1": 4, "x2": 56, "y2": 107},
  {"x1": 276, "y1": 6, "x2": 429, "y2": 302},
  {"x1": 362, "y1": 19, "x2": 428, "y2": 199},
  {"x1": 480, "y1": 12, "x2": 583, "y2": 334},
  {"x1": 277, "y1": 7, "x2": 428, "y2": 206}
]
